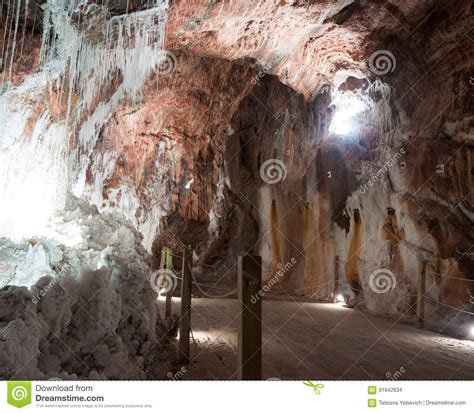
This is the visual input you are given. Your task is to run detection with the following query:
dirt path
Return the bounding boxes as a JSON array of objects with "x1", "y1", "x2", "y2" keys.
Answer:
[{"x1": 160, "y1": 298, "x2": 474, "y2": 380}]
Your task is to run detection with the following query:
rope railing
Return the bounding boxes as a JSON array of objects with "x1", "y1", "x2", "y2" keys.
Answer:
[
  {"x1": 170, "y1": 252, "x2": 234, "y2": 271},
  {"x1": 188, "y1": 262, "x2": 238, "y2": 299},
  {"x1": 331, "y1": 285, "x2": 474, "y2": 322},
  {"x1": 170, "y1": 272, "x2": 216, "y2": 289},
  {"x1": 427, "y1": 271, "x2": 474, "y2": 282},
  {"x1": 162, "y1": 246, "x2": 474, "y2": 322},
  {"x1": 424, "y1": 296, "x2": 474, "y2": 316},
  {"x1": 273, "y1": 281, "x2": 334, "y2": 294},
  {"x1": 165, "y1": 255, "x2": 233, "y2": 292},
  {"x1": 163, "y1": 249, "x2": 237, "y2": 297}
]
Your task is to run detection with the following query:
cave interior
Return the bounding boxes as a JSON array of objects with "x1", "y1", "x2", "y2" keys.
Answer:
[{"x1": 0, "y1": 0, "x2": 473, "y2": 380}]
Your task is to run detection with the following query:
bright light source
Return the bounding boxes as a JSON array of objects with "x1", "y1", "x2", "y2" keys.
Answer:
[
  {"x1": 184, "y1": 179, "x2": 194, "y2": 190},
  {"x1": 470, "y1": 325, "x2": 474, "y2": 337},
  {"x1": 329, "y1": 92, "x2": 367, "y2": 136},
  {"x1": 0, "y1": 111, "x2": 74, "y2": 244},
  {"x1": 335, "y1": 294, "x2": 345, "y2": 303}
]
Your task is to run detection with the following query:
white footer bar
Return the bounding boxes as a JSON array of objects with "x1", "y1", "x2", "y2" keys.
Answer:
[{"x1": 1, "y1": 381, "x2": 472, "y2": 411}]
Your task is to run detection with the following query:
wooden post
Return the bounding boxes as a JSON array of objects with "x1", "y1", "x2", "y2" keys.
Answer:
[
  {"x1": 159, "y1": 249, "x2": 166, "y2": 273},
  {"x1": 158, "y1": 249, "x2": 166, "y2": 320},
  {"x1": 238, "y1": 255, "x2": 262, "y2": 380},
  {"x1": 178, "y1": 247, "x2": 193, "y2": 364},
  {"x1": 417, "y1": 259, "x2": 427, "y2": 328},
  {"x1": 165, "y1": 247, "x2": 173, "y2": 320},
  {"x1": 333, "y1": 255, "x2": 340, "y2": 301}
]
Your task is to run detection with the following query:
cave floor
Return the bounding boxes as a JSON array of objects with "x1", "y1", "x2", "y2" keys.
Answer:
[{"x1": 161, "y1": 298, "x2": 474, "y2": 380}]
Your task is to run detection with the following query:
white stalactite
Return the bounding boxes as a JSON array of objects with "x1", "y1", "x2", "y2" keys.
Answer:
[{"x1": 0, "y1": 1, "x2": 170, "y2": 247}]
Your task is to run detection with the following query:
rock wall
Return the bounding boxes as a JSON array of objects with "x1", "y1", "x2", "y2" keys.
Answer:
[{"x1": 163, "y1": 0, "x2": 473, "y2": 330}]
